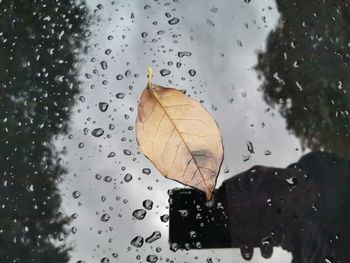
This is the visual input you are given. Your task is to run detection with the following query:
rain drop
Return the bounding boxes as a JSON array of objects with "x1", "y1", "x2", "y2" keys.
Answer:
[
  {"x1": 168, "y1": 17, "x2": 179, "y2": 25},
  {"x1": 246, "y1": 141, "x2": 255, "y2": 154},
  {"x1": 104, "y1": 176, "x2": 113, "y2": 183},
  {"x1": 188, "y1": 69, "x2": 196, "y2": 76},
  {"x1": 92, "y1": 128, "x2": 104, "y2": 137},
  {"x1": 142, "y1": 199, "x2": 153, "y2": 210},
  {"x1": 160, "y1": 214, "x2": 169, "y2": 222},
  {"x1": 72, "y1": 191, "x2": 81, "y2": 199},
  {"x1": 145, "y1": 231, "x2": 161, "y2": 243},
  {"x1": 79, "y1": 96, "x2": 85, "y2": 102},
  {"x1": 99, "y1": 102, "x2": 109, "y2": 112},
  {"x1": 170, "y1": 242, "x2": 178, "y2": 252},
  {"x1": 142, "y1": 168, "x2": 151, "y2": 175},
  {"x1": 108, "y1": 152, "x2": 115, "y2": 158},
  {"x1": 116, "y1": 93, "x2": 125, "y2": 99},
  {"x1": 146, "y1": 255, "x2": 158, "y2": 263},
  {"x1": 178, "y1": 51, "x2": 192, "y2": 58},
  {"x1": 132, "y1": 209, "x2": 147, "y2": 220},
  {"x1": 240, "y1": 245, "x2": 253, "y2": 260},
  {"x1": 160, "y1": 69, "x2": 171, "y2": 76},
  {"x1": 124, "y1": 173, "x2": 133, "y2": 182},
  {"x1": 130, "y1": 235, "x2": 144, "y2": 248},
  {"x1": 100, "y1": 61, "x2": 107, "y2": 70},
  {"x1": 101, "y1": 213, "x2": 111, "y2": 222},
  {"x1": 123, "y1": 149, "x2": 132, "y2": 156}
]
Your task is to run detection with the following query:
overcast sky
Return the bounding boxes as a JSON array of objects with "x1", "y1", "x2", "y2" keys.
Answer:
[{"x1": 56, "y1": 1, "x2": 307, "y2": 262}]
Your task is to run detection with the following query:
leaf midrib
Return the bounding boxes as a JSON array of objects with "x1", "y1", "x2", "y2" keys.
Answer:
[{"x1": 147, "y1": 85, "x2": 210, "y2": 193}]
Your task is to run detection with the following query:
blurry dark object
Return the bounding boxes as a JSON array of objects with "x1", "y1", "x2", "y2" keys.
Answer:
[
  {"x1": 169, "y1": 152, "x2": 350, "y2": 263},
  {"x1": 0, "y1": 0, "x2": 90, "y2": 262},
  {"x1": 256, "y1": 0, "x2": 350, "y2": 159}
]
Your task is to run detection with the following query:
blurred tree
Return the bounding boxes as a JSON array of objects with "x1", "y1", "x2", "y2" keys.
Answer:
[
  {"x1": 256, "y1": 0, "x2": 350, "y2": 158},
  {"x1": 0, "y1": 0, "x2": 90, "y2": 262}
]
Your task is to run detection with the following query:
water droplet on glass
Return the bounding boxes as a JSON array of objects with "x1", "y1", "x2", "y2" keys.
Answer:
[
  {"x1": 188, "y1": 69, "x2": 196, "y2": 76},
  {"x1": 108, "y1": 152, "x2": 115, "y2": 158},
  {"x1": 178, "y1": 209, "x2": 189, "y2": 217},
  {"x1": 189, "y1": 230, "x2": 197, "y2": 239},
  {"x1": 244, "y1": 0, "x2": 251, "y2": 3},
  {"x1": 145, "y1": 231, "x2": 161, "y2": 243},
  {"x1": 100, "y1": 258, "x2": 109, "y2": 263},
  {"x1": 72, "y1": 191, "x2": 81, "y2": 199},
  {"x1": 178, "y1": 51, "x2": 192, "y2": 58},
  {"x1": 99, "y1": 102, "x2": 109, "y2": 112},
  {"x1": 141, "y1": 32, "x2": 148, "y2": 38},
  {"x1": 260, "y1": 240, "x2": 273, "y2": 258},
  {"x1": 142, "y1": 168, "x2": 151, "y2": 175},
  {"x1": 243, "y1": 155, "x2": 251, "y2": 162},
  {"x1": 100, "y1": 60, "x2": 107, "y2": 70},
  {"x1": 95, "y1": 173, "x2": 102, "y2": 180},
  {"x1": 130, "y1": 235, "x2": 144, "y2": 248},
  {"x1": 125, "y1": 69, "x2": 131, "y2": 78},
  {"x1": 264, "y1": 150, "x2": 272, "y2": 155},
  {"x1": 104, "y1": 176, "x2": 113, "y2": 183},
  {"x1": 146, "y1": 255, "x2": 158, "y2": 263},
  {"x1": 170, "y1": 242, "x2": 178, "y2": 252},
  {"x1": 123, "y1": 149, "x2": 131, "y2": 156},
  {"x1": 105, "y1": 49, "x2": 112, "y2": 55},
  {"x1": 83, "y1": 128, "x2": 89, "y2": 135},
  {"x1": 79, "y1": 96, "x2": 85, "y2": 102},
  {"x1": 132, "y1": 209, "x2": 146, "y2": 220},
  {"x1": 101, "y1": 213, "x2": 111, "y2": 222},
  {"x1": 206, "y1": 19, "x2": 215, "y2": 27},
  {"x1": 240, "y1": 245, "x2": 253, "y2": 260},
  {"x1": 246, "y1": 141, "x2": 255, "y2": 154},
  {"x1": 195, "y1": 241, "x2": 202, "y2": 248},
  {"x1": 160, "y1": 69, "x2": 171, "y2": 76},
  {"x1": 160, "y1": 214, "x2": 169, "y2": 222},
  {"x1": 116, "y1": 74, "x2": 123, "y2": 80},
  {"x1": 92, "y1": 128, "x2": 104, "y2": 137},
  {"x1": 168, "y1": 17, "x2": 179, "y2": 25},
  {"x1": 116, "y1": 93, "x2": 125, "y2": 99},
  {"x1": 124, "y1": 173, "x2": 133, "y2": 182},
  {"x1": 142, "y1": 199, "x2": 153, "y2": 210}
]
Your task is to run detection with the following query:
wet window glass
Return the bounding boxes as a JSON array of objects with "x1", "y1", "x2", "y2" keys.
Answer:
[{"x1": 1, "y1": 0, "x2": 350, "y2": 262}]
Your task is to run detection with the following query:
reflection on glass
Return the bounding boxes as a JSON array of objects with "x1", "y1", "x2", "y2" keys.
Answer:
[
  {"x1": 170, "y1": 151, "x2": 350, "y2": 263},
  {"x1": 256, "y1": 1, "x2": 350, "y2": 158},
  {"x1": 0, "y1": 1, "x2": 89, "y2": 262}
]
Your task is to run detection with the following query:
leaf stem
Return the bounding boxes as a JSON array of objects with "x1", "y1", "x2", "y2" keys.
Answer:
[{"x1": 148, "y1": 67, "x2": 153, "y2": 87}]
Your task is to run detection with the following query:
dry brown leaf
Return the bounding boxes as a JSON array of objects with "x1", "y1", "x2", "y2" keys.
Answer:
[{"x1": 136, "y1": 68, "x2": 224, "y2": 200}]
